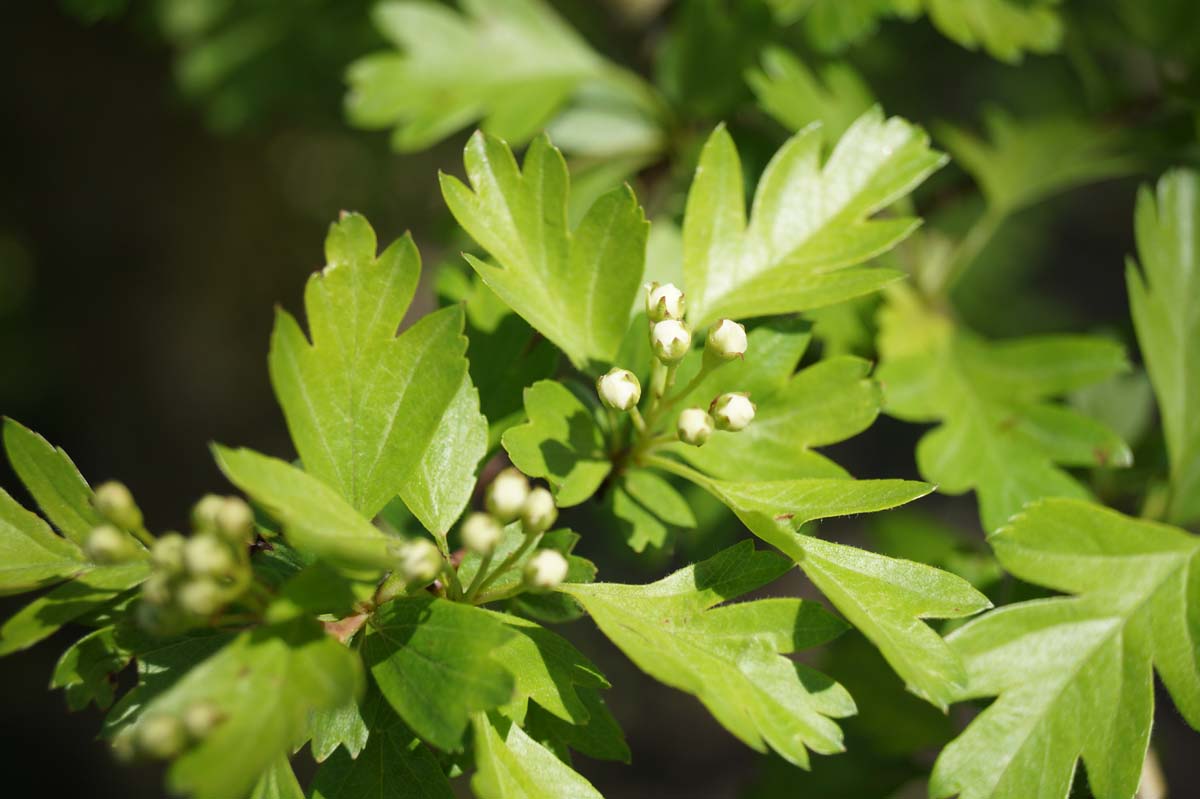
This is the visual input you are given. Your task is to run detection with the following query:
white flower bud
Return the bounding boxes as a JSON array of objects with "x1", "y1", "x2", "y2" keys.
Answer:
[
  {"x1": 184, "y1": 534, "x2": 235, "y2": 578},
  {"x1": 521, "y1": 487, "x2": 557, "y2": 534},
  {"x1": 182, "y1": 700, "x2": 224, "y2": 740},
  {"x1": 706, "y1": 319, "x2": 747, "y2": 360},
  {"x1": 84, "y1": 524, "x2": 136, "y2": 564},
  {"x1": 190, "y1": 494, "x2": 224, "y2": 531},
  {"x1": 142, "y1": 572, "x2": 172, "y2": 606},
  {"x1": 711, "y1": 392, "x2": 756, "y2": 431},
  {"x1": 216, "y1": 497, "x2": 255, "y2": 544},
  {"x1": 677, "y1": 408, "x2": 715, "y2": 446},
  {"x1": 651, "y1": 320, "x2": 691, "y2": 364},
  {"x1": 399, "y1": 538, "x2": 443, "y2": 584},
  {"x1": 461, "y1": 512, "x2": 503, "y2": 555},
  {"x1": 111, "y1": 726, "x2": 137, "y2": 763},
  {"x1": 597, "y1": 368, "x2": 641, "y2": 411},
  {"x1": 151, "y1": 533, "x2": 186, "y2": 573},
  {"x1": 93, "y1": 481, "x2": 143, "y2": 531},
  {"x1": 524, "y1": 549, "x2": 569, "y2": 590},
  {"x1": 136, "y1": 714, "x2": 187, "y2": 759},
  {"x1": 178, "y1": 578, "x2": 222, "y2": 617},
  {"x1": 645, "y1": 282, "x2": 685, "y2": 322},
  {"x1": 485, "y1": 468, "x2": 530, "y2": 523}
]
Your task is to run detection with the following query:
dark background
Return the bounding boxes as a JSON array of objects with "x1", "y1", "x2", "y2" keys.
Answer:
[{"x1": 1, "y1": 2, "x2": 1197, "y2": 797}]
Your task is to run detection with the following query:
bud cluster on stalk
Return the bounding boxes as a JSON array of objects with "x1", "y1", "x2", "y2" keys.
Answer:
[
  {"x1": 112, "y1": 699, "x2": 225, "y2": 762},
  {"x1": 82, "y1": 481, "x2": 146, "y2": 565},
  {"x1": 136, "y1": 494, "x2": 256, "y2": 635}
]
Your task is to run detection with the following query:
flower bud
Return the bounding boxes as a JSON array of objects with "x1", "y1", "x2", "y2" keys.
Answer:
[
  {"x1": 399, "y1": 538, "x2": 443, "y2": 584},
  {"x1": 111, "y1": 726, "x2": 137, "y2": 763},
  {"x1": 706, "y1": 319, "x2": 747, "y2": 360},
  {"x1": 182, "y1": 700, "x2": 224, "y2": 740},
  {"x1": 645, "y1": 282, "x2": 685, "y2": 322},
  {"x1": 677, "y1": 408, "x2": 715, "y2": 446},
  {"x1": 521, "y1": 487, "x2": 557, "y2": 534},
  {"x1": 142, "y1": 572, "x2": 172, "y2": 606},
  {"x1": 184, "y1": 534, "x2": 235, "y2": 578},
  {"x1": 190, "y1": 494, "x2": 224, "y2": 531},
  {"x1": 84, "y1": 524, "x2": 137, "y2": 564},
  {"x1": 93, "y1": 481, "x2": 143, "y2": 531},
  {"x1": 524, "y1": 549, "x2": 569, "y2": 590},
  {"x1": 485, "y1": 468, "x2": 529, "y2": 523},
  {"x1": 711, "y1": 392, "x2": 756, "y2": 431},
  {"x1": 136, "y1": 714, "x2": 187, "y2": 759},
  {"x1": 461, "y1": 512, "x2": 503, "y2": 555},
  {"x1": 651, "y1": 320, "x2": 691, "y2": 364},
  {"x1": 151, "y1": 533, "x2": 186, "y2": 573},
  {"x1": 215, "y1": 498, "x2": 255, "y2": 544},
  {"x1": 597, "y1": 368, "x2": 641, "y2": 411},
  {"x1": 178, "y1": 578, "x2": 222, "y2": 617}
]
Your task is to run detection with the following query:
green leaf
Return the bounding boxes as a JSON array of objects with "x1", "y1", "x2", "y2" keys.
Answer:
[
  {"x1": 0, "y1": 563, "x2": 147, "y2": 655},
  {"x1": 523, "y1": 688, "x2": 630, "y2": 763},
  {"x1": 609, "y1": 468, "x2": 695, "y2": 552},
  {"x1": 141, "y1": 618, "x2": 362, "y2": 799},
  {"x1": 659, "y1": 461, "x2": 990, "y2": 707},
  {"x1": 472, "y1": 713, "x2": 605, "y2": 799},
  {"x1": 51, "y1": 626, "x2": 132, "y2": 710},
  {"x1": 269, "y1": 213, "x2": 472, "y2": 521},
  {"x1": 930, "y1": 499, "x2": 1200, "y2": 799},
  {"x1": 311, "y1": 702, "x2": 454, "y2": 799},
  {"x1": 347, "y1": 0, "x2": 629, "y2": 152},
  {"x1": 1127, "y1": 169, "x2": 1200, "y2": 524},
  {"x1": 502, "y1": 381, "x2": 611, "y2": 507},
  {"x1": 3, "y1": 418, "x2": 104, "y2": 546},
  {"x1": 364, "y1": 596, "x2": 516, "y2": 750},
  {"x1": 441, "y1": 132, "x2": 649, "y2": 370},
  {"x1": 564, "y1": 541, "x2": 854, "y2": 767},
  {"x1": 682, "y1": 108, "x2": 944, "y2": 328},
  {"x1": 938, "y1": 108, "x2": 1137, "y2": 216},
  {"x1": 876, "y1": 288, "x2": 1132, "y2": 531},
  {"x1": 249, "y1": 756, "x2": 305, "y2": 799},
  {"x1": 0, "y1": 484, "x2": 89, "y2": 595},
  {"x1": 746, "y1": 48, "x2": 874, "y2": 142},
  {"x1": 309, "y1": 682, "x2": 389, "y2": 763},
  {"x1": 214, "y1": 446, "x2": 396, "y2": 574}
]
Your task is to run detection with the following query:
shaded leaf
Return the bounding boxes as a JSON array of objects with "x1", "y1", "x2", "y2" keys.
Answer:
[{"x1": 472, "y1": 712, "x2": 604, "y2": 799}]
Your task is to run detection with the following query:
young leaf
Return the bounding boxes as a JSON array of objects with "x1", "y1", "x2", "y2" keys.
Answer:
[
  {"x1": 250, "y1": 756, "x2": 305, "y2": 799},
  {"x1": 502, "y1": 381, "x2": 611, "y2": 506},
  {"x1": 656, "y1": 460, "x2": 990, "y2": 707},
  {"x1": 563, "y1": 541, "x2": 854, "y2": 768},
  {"x1": 51, "y1": 626, "x2": 131, "y2": 710},
  {"x1": 1126, "y1": 169, "x2": 1200, "y2": 524},
  {"x1": 0, "y1": 485, "x2": 90, "y2": 594},
  {"x1": 930, "y1": 499, "x2": 1200, "y2": 799},
  {"x1": 472, "y1": 712, "x2": 605, "y2": 799},
  {"x1": 3, "y1": 418, "x2": 104, "y2": 546},
  {"x1": 269, "y1": 213, "x2": 473, "y2": 523},
  {"x1": 141, "y1": 618, "x2": 362, "y2": 799},
  {"x1": 609, "y1": 468, "x2": 695, "y2": 552},
  {"x1": 682, "y1": 108, "x2": 945, "y2": 328},
  {"x1": 213, "y1": 446, "x2": 396, "y2": 574},
  {"x1": 309, "y1": 682, "x2": 389, "y2": 763},
  {"x1": 746, "y1": 47, "x2": 874, "y2": 142},
  {"x1": 877, "y1": 288, "x2": 1131, "y2": 531},
  {"x1": 347, "y1": 0, "x2": 622, "y2": 152},
  {"x1": 441, "y1": 132, "x2": 649, "y2": 370},
  {"x1": 523, "y1": 689, "x2": 630, "y2": 763},
  {"x1": 364, "y1": 596, "x2": 516, "y2": 750}
]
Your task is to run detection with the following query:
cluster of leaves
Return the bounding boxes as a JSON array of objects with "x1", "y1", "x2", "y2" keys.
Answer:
[{"x1": 10, "y1": 1, "x2": 1200, "y2": 798}]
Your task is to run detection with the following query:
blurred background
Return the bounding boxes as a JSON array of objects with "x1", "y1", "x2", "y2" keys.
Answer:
[{"x1": 1, "y1": 1, "x2": 1198, "y2": 797}]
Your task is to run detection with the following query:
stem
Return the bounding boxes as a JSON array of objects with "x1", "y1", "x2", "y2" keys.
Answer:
[
  {"x1": 463, "y1": 552, "x2": 493, "y2": 602},
  {"x1": 130, "y1": 524, "x2": 156, "y2": 548},
  {"x1": 931, "y1": 206, "x2": 1006, "y2": 298},
  {"x1": 469, "y1": 528, "x2": 539, "y2": 604},
  {"x1": 645, "y1": 453, "x2": 711, "y2": 487},
  {"x1": 628, "y1": 406, "x2": 647, "y2": 435}
]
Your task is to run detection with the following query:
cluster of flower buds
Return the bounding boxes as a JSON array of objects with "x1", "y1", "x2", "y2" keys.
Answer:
[
  {"x1": 82, "y1": 481, "x2": 145, "y2": 565},
  {"x1": 461, "y1": 468, "x2": 558, "y2": 554},
  {"x1": 136, "y1": 495, "x2": 256, "y2": 634},
  {"x1": 677, "y1": 391, "x2": 756, "y2": 447},
  {"x1": 111, "y1": 699, "x2": 225, "y2": 762}
]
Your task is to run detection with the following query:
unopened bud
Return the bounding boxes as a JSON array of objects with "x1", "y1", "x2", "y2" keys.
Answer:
[
  {"x1": 142, "y1": 572, "x2": 172, "y2": 606},
  {"x1": 184, "y1": 534, "x2": 235, "y2": 578},
  {"x1": 111, "y1": 726, "x2": 137, "y2": 763},
  {"x1": 136, "y1": 714, "x2": 186, "y2": 760},
  {"x1": 151, "y1": 533, "x2": 186, "y2": 573},
  {"x1": 182, "y1": 700, "x2": 223, "y2": 740},
  {"x1": 190, "y1": 494, "x2": 224, "y2": 531},
  {"x1": 84, "y1": 524, "x2": 136, "y2": 564},
  {"x1": 711, "y1": 393, "x2": 756, "y2": 431},
  {"x1": 524, "y1": 549, "x2": 569, "y2": 590},
  {"x1": 94, "y1": 481, "x2": 143, "y2": 531},
  {"x1": 461, "y1": 512, "x2": 503, "y2": 555},
  {"x1": 677, "y1": 408, "x2": 715, "y2": 446},
  {"x1": 651, "y1": 320, "x2": 691, "y2": 364},
  {"x1": 706, "y1": 319, "x2": 747, "y2": 360},
  {"x1": 485, "y1": 468, "x2": 529, "y2": 523},
  {"x1": 597, "y1": 368, "x2": 641, "y2": 411},
  {"x1": 521, "y1": 487, "x2": 557, "y2": 534},
  {"x1": 178, "y1": 579, "x2": 222, "y2": 617},
  {"x1": 645, "y1": 282, "x2": 685, "y2": 322},
  {"x1": 399, "y1": 538, "x2": 442, "y2": 584},
  {"x1": 215, "y1": 498, "x2": 255, "y2": 544}
]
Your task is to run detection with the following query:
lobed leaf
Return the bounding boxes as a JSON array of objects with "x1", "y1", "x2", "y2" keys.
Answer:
[
  {"x1": 472, "y1": 712, "x2": 605, "y2": 799},
  {"x1": 3, "y1": 418, "x2": 104, "y2": 546}
]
